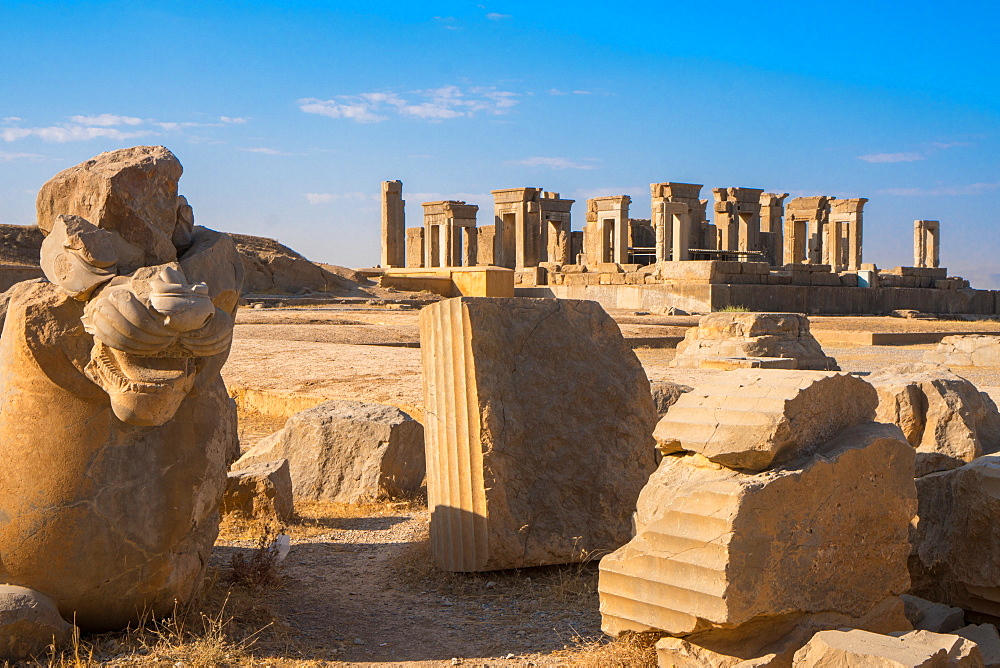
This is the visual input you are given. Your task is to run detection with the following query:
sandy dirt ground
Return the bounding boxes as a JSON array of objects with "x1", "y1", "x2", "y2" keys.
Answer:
[{"x1": 197, "y1": 307, "x2": 1000, "y2": 667}]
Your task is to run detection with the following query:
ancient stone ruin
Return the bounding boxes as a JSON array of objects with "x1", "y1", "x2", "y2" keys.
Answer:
[
  {"x1": 925, "y1": 335, "x2": 1000, "y2": 368},
  {"x1": 600, "y1": 369, "x2": 918, "y2": 665},
  {"x1": 419, "y1": 296, "x2": 658, "y2": 571},
  {"x1": 374, "y1": 179, "x2": 999, "y2": 315},
  {"x1": 0, "y1": 145, "x2": 242, "y2": 634},
  {"x1": 669, "y1": 312, "x2": 839, "y2": 370}
]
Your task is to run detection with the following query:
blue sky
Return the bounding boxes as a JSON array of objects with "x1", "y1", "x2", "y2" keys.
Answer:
[{"x1": 2, "y1": 1, "x2": 998, "y2": 287}]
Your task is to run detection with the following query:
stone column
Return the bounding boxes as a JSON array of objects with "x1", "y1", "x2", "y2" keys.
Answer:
[
  {"x1": 380, "y1": 180, "x2": 405, "y2": 268},
  {"x1": 405, "y1": 227, "x2": 424, "y2": 268},
  {"x1": 914, "y1": 220, "x2": 940, "y2": 268}
]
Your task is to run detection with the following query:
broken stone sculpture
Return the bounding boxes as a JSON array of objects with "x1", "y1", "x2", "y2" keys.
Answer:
[
  {"x1": 0, "y1": 146, "x2": 242, "y2": 632},
  {"x1": 670, "y1": 312, "x2": 839, "y2": 371},
  {"x1": 235, "y1": 399, "x2": 425, "y2": 504},
  {"x1": 420, "y1": 297, "x2": 658, "y2": 571},
  {"x1": 601, "y1": 370, "x2": 916, "y2": 665}
]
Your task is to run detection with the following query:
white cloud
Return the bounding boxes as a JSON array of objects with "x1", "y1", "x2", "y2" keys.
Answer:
[
  {"x1": 931, "y1": 141, "x2": 972, "y2": 149},
  {"x1": 220, "y1": 116, "x2": 249, "y2": 124},
  {"x1": 1, "y1": 117, "x2": 21, "y2": 123},
  {"x1": 305, "y1": 192, "x2": 375, "y2": 205},
  {"x1": 858, "y1": 152, "x2": 925, "y2": 163},
  {"x1": 486, "y1": 12, "x2": 510, "y2": 20},
  {"x1": 2, "y1": 125, "x2": 149, "y2": 143},
  {"x1": 508, "y1": 156, "x2": 598, "y2": 170},
  {"x1": 298, "y1": 85, "x2": 519, "y2": 124},
  {"x1": 0, "y1": 150, "x2": 43, "y2": 162},
  {"x1": 879, "y1": 182, "x2": 1000, "y2": 196},
  {"x1": 69, "y1": 114, "x2": 143, "y2": 127},
  {"x1": 240, "y1": 147, "x2": 291, "y2": 155}
]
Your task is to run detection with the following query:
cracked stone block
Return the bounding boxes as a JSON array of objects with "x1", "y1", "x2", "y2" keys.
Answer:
[
  {"x1": 792, "y1": 629, "x2": 982, "y2": 667},
  {"x1": 419, "y1": 297, "x2": 658, "y2": 572}
]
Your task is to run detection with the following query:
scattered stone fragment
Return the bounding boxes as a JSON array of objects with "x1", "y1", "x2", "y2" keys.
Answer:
[
  {"x1": 650, "y1": 380, "x2": 693, "y2": 418},
  {"x1": 600, "y1": 421, "x2": 915, "y2": 638},
  {"x1": 901, "y1": 594, "x2": 965, "y2": 633},
  {"x1": 870, "y1": 364, "x2": 1000, "y2": 476},
  {"x1": 655, "y1": 597, "x2": 911, "y2": 667},
  {"x1": 223, "y1": 459, "x2": 294, "y2": 523},
  {"x1": 235, "y1": 400, "x2": 425, "y2": 504},
  {"x1": 909, "y1": 455, "x2": 1000, "y2": 615},
  {"x1": 670, "y1": 312, "x2": 838, "y2": 371},
  {"x1": 0, "y1": 585, "x2": 73, "y2": 662},
  {"x1": 792, "y1": 628, "x2": 983, "y2": 667},
  {"x1": 925, "y1": 335, "x2": 1000, "y2": 368},
  {"x1": 955, "y1": 625, "x2": 1000, "y2": 668},
  {"x1": 653, "y1": 369, "x2": 878, "y2": 472},
  {"x1": 420, "y1": 297, "x2": 658, "y2": 571}
]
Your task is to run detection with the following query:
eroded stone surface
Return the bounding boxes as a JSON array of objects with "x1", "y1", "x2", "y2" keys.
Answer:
[
  {"x1": 901, "y1": 594, "x2": 965, "y2": 633},
  {"x1": 871, "y1": 364, "x2": 1000, "y2": 476},
  {"x1": 670, "y1": 313, "x2": 838, "y2": 371},
  {"x1": 235, "y1": 400, "x2": 425, "y2": 504},
  {"x1": 600, "y1": 422, "x2": 916, "y2": 638},
  {"x1": 925, "y1": 335, "x2": 1000, "y2": 368},
  {"x1": 653, "y1": 369, "x2": 878, "y2": 472},
  {"x1": 223, "y1": 459, "x2": 294, "y2": 523},
  {"x1": 420, "y1": 297, "x2": 658, "y2": 571},
  {"x1": 650, "y1": 380, "x2": 693, "y2": 418},
  {"x1": 955, "y1": 625, "x2": 1000, "y2": 668},
  {"x1": 792, "y1": 628, "x2": 982, "y2": 667},
  {"x1": 0, "y1": 586, "x2": 73, "y2": 662},
  {"x1": 910, "y1": 456, "x2": 1000, "y2": 616},
  {"x1": 0, "y1": 147, "x2": 242, "y2": 632}
]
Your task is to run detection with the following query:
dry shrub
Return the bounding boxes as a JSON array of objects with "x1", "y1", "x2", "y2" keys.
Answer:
[
  {"x1": 229, "y1": 531, "x2": 285, "y2": 590},
  {"x1": 554, "y1": 631, "x2": 660, "y2": 668}
]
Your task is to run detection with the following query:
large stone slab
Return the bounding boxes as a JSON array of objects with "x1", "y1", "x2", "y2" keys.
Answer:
[
  {"x1": 235, "y1": 400, "x2": 425, "y2": 504},
  {"x1": 925, "y1": 335, "x2": 1000, "y2": 368},
  {"x1": 0, "y1": 586, "x2": 73, "y2": 662},
  {"x1": 910, "y1": 456, "x2": 1000, "y2": 616},
  {"x1": 654, "y1": 369, "x2": 878, "y2": 472},
  {"x1": 599, "y1": 422, "x2": 916, "y2": 638},
  {"x1": 419, "y1": 297, "x2": 658, "y2": 572},
  {"x1": 871, "y1": 364, "x2": 1000, "y2": 476},
  {"x1": 792, "y1": 629, "x2": 983, "y2": 667},
  {"x1": 670, "y1": 313, "x2": 838, "y2": 371}
]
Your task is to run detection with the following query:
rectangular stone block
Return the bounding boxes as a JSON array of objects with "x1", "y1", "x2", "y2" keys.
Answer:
[{"x1": 419, "y1": 297, "x2": 658, "y2": 572}]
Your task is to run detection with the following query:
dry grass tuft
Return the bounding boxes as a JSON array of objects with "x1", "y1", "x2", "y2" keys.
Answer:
[
  {"x1": 229, "y1": 531, "x2": 285, "y2": 590},
  {"x1": 553, "y1": 631, "x2": 660, "y2": 667}
]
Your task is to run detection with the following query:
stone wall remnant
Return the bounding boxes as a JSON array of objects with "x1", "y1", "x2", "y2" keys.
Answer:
[
  {"x1": 583, "y1": 196, "x2": 631, "y2": 266},
  {"x1": 420, "y1": 297, "x2": 658, "y2": 571},
  {"x1": 924, "y1": 335, "x2": 1000, "y2": 368},
  {"x1": 422, "y1": 200, "x2": 478, "y2": 268},
  {"x1": 828, "y1": 197, "x2": 867, "y2": 271}
]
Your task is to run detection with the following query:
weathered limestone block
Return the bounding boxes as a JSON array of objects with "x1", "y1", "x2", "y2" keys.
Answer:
[
  {"x1": 650, "y1": 380, "x2": 693, "y2": 418},
  {"x1": 792, "y1": 629, "x2": 982, "y2": 667},
  {"x1": 956, "y1": 625, "x2": 1000, "y2": 668},
  {"x1": 600, "y1": 422, "x2": 916, "y2": 638},
  {"x1": 902, "y1": 594, "x2": 965, "y2": 633},
  {"x1": 925, "y1": 336, "x2": 1000, "y2": 369},
  {"x1": 0, "y1": 147, "x2": 242, "y2": 632},
  {"x1": 670, "y1": 313, "x2": 838, "y2": 371},
  {"x1": 223, "y1": 459, "x2": 294, "y2": 523},
  {"x1": 871, "y1": 364, "x2": 1000, "y2": 476},
  {"x1": 36, "y1": 145, "x2": 183, "y2": 272},
  {"x1": 235, "y1": 400, "x2": 425, "y2": 504},
  {"x1": 909, "y1": 456, "x2": 1000, "y2": 615},
  {"x1": 655, "y1": 597, "x2": 910, "y2": 668},
  {"x1": 420, "y1": 297, "x2": 658, "y2": 571},
  {"x1": 0, "y1": 586, "x2": 73, "y2": 662},
  {"x1": 654, "y1": 370, "x2": 878, "y2": 472}
]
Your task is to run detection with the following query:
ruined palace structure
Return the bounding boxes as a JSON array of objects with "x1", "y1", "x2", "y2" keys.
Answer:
[{"x1": 377, "y1": 180, "x2": 1000, "y2": 315}]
